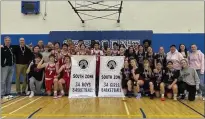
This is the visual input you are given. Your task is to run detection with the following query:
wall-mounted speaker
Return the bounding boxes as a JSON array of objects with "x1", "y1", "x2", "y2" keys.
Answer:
[{"x1": 21, "y1": 1, "x2": 40, "y2": 15}]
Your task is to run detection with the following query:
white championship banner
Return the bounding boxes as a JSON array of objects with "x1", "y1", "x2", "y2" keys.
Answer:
[
  {"x1": 69, "y1": 55, "x2": 96, "y2": 98},
  {"x1": 98, "y1": 56, "x2": 125, "y2": 97}
]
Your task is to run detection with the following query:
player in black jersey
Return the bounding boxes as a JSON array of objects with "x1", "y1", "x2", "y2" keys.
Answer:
[
  {"x1": 124, "y1": 46, "x2": 136, "y2": 61},
  {"x1": 152, "y1": 62, "x2": 166, "y2": 101},
  {"x1": 146, "y1": 47, "x2": 155, "y2": 69},
  {"x1": 136, "y1": 45, "x2": 145, "y2": 69},
  {"x1": 154, "y1": 47, "x2": 167, "y2": 68},
  {"x1": 129, "y1": 58, "x2": 140, "y2": 98},
  {"x1": 121, "y1": 60, "x2": 132, "y2": 97},
  {"x1": 163, "y1": 61, "x2": 179, "y2": 100}
]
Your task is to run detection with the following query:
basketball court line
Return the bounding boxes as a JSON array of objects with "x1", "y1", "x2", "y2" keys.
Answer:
[
  {"x1": 122, "y1": 97, "x2": 131, "y2": 118},
  {"x1": 2, "y1": 97, "x2": 42, "y2": 119},
  {"x1": 178, "y1": 99, "x2": 205, "y2": 118},
  {"x1": 1, "y1": 96, "x2": 20, "y2": 104},
  {"x1": 27, "y1": 108, "x2": 42, "y2": 119},
  {"x1": 1, "y1": 96, "x2": 27, "y2": 109},
  {"x1": 139, "y1": 108, "x2": 146, "y2": 118}
]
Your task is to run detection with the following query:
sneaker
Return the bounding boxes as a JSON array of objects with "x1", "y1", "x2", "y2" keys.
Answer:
[
  {"x1": 173, "y1": 97, "x2": 177, "y2": 101},
  {"x1": 3, "y1": 96, "x2": 9, "y2": 99},
  {"x1": 26, "y1": 91, "x2": 31, "y2": 96},
  {"x1": 29, "y1": 91, "x2": 34, "y2": 98},
  {"x1": 161, "y1": 97, "x2": 165, "y2": 101},
  {"x1": 8, "y1": 95, "x2": 14, "y2": 98},
  {"x1": 180, "y1": 94, "x2": 185, "y2": 100},
  {"x1": 22, "y1": 92, "x2": 26, "y2": 96},
  {"x1": 136, "y1": 93, "x2": 141, "y2": 99},
  {"x1": 53, "y1": 93, "x2": 58, "y2": 99},
  {"x1": 58, "y1": 92, "x2": 65, "y2": 98},
  {"x1": 202, "y1": 97, "x2": 205, "y2": 101},
  {"x1": 150, "y1": 94, "x2": 154, "y2": 99}
]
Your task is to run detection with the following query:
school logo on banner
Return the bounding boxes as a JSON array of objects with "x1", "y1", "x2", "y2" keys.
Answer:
[
  {"x1": 98, "y1": 56, "x2": 125, "y2": 97},
  {"x1": 69, "y1": 56, "x2": 96, "y2": 98}
]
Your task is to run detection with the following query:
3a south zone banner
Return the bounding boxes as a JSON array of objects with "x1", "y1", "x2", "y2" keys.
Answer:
[
  {"x1": 69, "y1": 56, "x2": 96, "y2": 98},
  {"x1": 98, "y1": 56, "x2": 125, "y2": 97}
]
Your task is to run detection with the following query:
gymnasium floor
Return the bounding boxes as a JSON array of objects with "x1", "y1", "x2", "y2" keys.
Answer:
[{"x1": 1, "y1": 86, "x2": 205, "y2": 118}]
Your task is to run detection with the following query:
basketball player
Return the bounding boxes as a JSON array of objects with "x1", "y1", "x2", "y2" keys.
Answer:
[
  {"x1": 136, "y1": 45, "x2": 145, "y2": 69},
  {"x1": 76, "y1": 43, "x2": 88, "y2": 55},
  {"x1": 105, "y1": 47, "x2": 112, "y2": 56},
  {"x1": 119, "y1": 47, "x2": 125, "y2": 56},
  {"x1": 152, "y1": 62, "x2": 166, "y2": 101},
  {"x1": 54, "y1": 55, "x2": 71, "y2": 98},
  {"x1": 129, "y1": 59, "x2": 140, "y2": 98},
  {"x1": 121, "y1": 60, "x2": 131, "y2": 96},
  {"x1": 91, "y1": 42, "x2": 103, "y2": 96},
  {"x1": 124, "y1": 46, "x2": 136, "y2": 61},
  {"x1": 163, "y1": 61, "x2": 179, "y2": 100},
  {"x1": 51, "y1": 42, "x2": 61, "y2": 63},
  {"x1": 154, "y1": 47, "x2": 167, "y2": 68},
  {"x1": 58, "y1": 43, "x2": 70, "y2": 67},
  {"x1": 37, "y1": 54, "x2": 57, "y2": 96},
  {"x1": 146, "y1": 47, "x2": 155, "y2": 69},
  {"x1": 41, "y1": 45, "x2": 51, "y2": 63},
  {"x1": 179, "y1": 59, "x2": 199, "y2": 101},
  {"x1": 143, "y1": 39, "x2": 151, "y2": 53},
  {"x1": 112, "y1": 43, "x2": 119, "y2": 56},
  {"x1": 139, "y1": 59, "x2": 153, "y2": 99}
]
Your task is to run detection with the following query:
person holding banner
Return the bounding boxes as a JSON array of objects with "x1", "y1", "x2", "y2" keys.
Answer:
[
  {"x1": 152, "y1": 62, "x2": 166, "y2": 101},
  {"x1": 105, "y1": 47, "x2": 112, "y2": 56},
  {"x1": 91, "y1": 42, "x2": 104, "y2": 96},
  {"x1": 129, "y1": 59, "x2": 140, "y2": 98},
  {"x1": 54, "y1": 55, "x2": 71, "y2": 98},
  {"x1": 138, "y1": 59, "x2": 153, "y2": 99},
  {"x1": 119, "y1": 47, "x2": 125, "y2": 56},
  {"x1": 37, "y1": 54, "x2": 57, "y2": 96},
  {"x1": 112, "y1": 42, "x2": 119, "y2": 56},
  {"x1": 76, "y1": 43, "x2": 88, "y2": 55}
]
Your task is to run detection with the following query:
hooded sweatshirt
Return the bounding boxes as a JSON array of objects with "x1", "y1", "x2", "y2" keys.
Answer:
[
  {"x1": 188, "y1": 50, "x2": 204, "y2": 74},
  {"x1": 180, "y1": 67, "x2": 200, "y2": 89},
  {"x1": 167, "y1": 50, "x2": 184, "y2": 70}
]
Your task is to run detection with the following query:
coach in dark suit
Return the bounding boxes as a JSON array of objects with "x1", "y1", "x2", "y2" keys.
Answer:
[{"x1": 1, "y1": 36, "x2": 15, "y2": 98}]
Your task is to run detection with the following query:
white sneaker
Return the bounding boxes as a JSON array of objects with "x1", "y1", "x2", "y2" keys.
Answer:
[
  {"x1": 26, "y1": 91, "x2": 31, "y2": 96},
  {"x1": 202, "y1": 97, "x2": 205, "y2": 101},
  {"x1": 29, "y1": 91, "x2": 34, "y2": 98},
  {"x1": 8, "y1": 95, "x2": 14, "y2": 98},
  {"x1": 173, "y1": 97, "x2": 177, "y2": 101}
]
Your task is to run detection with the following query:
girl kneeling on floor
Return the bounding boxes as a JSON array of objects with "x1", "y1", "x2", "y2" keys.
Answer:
[{"x1": 53, "y1": 55, "x2": 71, "y2": 98}]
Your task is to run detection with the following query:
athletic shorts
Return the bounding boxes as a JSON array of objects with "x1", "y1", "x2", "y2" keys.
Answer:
[
  {"x1": 154, "y1": 82, "x2": 161, "y2": 91},
  {"x1": 45, "y1": 79, "x2": 53, "y2": 92},
  {"x1": 165, "y1": 83, "x2": 173, "y2": 93},
  {"x1": 121, "y1": 79, "x2": 129, "y2": 89},
  {"x1": 144, "y1": 80, "x2": 151, "y2": 90}
]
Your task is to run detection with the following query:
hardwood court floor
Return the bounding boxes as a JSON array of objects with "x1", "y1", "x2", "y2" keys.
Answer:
[{"x1": 1, "y1": 96, "x2": 204, "y2": 118}]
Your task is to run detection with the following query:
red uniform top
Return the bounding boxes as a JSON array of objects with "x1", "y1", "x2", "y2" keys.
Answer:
[
  {"x1": 45, "y1": 63, "x2": 56, "y2": 79},
  {"x1": 59, "y1": 51, "x2": 70, "y2": 67},
  {"x1": 62, "y1": 65, "x2": 71, "y2": 81},
  {"x1": 91, "y1": 50, "x2": 103, "y2": 76},
  {"x1": 112, "y1": 50, "x2": 119, "y2": 56}
]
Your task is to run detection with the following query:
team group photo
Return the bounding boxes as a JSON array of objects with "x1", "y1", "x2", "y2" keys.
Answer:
[{"x1": 1, "y1": 0, "x2": 204, "y2": 119}]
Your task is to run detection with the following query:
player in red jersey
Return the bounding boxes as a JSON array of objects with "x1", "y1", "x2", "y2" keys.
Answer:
[
  {"x1": 76, "y1": 43, "x2": 88, "y2": 55},
  {"x1": 54, "y1": 55, "x2": 71, "y2": 98},
  {"x1": 37, "y1": 54, "x2": 57, "y2": 96},
  {"x1": 91, "y1": 42, "x2": 103, "y2": 96},
  {"x1": 112, "y1": 42, "x2": 120, "y2": 56},
  {"x1": 51, "y1": 42, "x2": 61, "y2": 63},
  {"x1": 58, "y1": 43, "x2": 70, "y2": 67}
]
